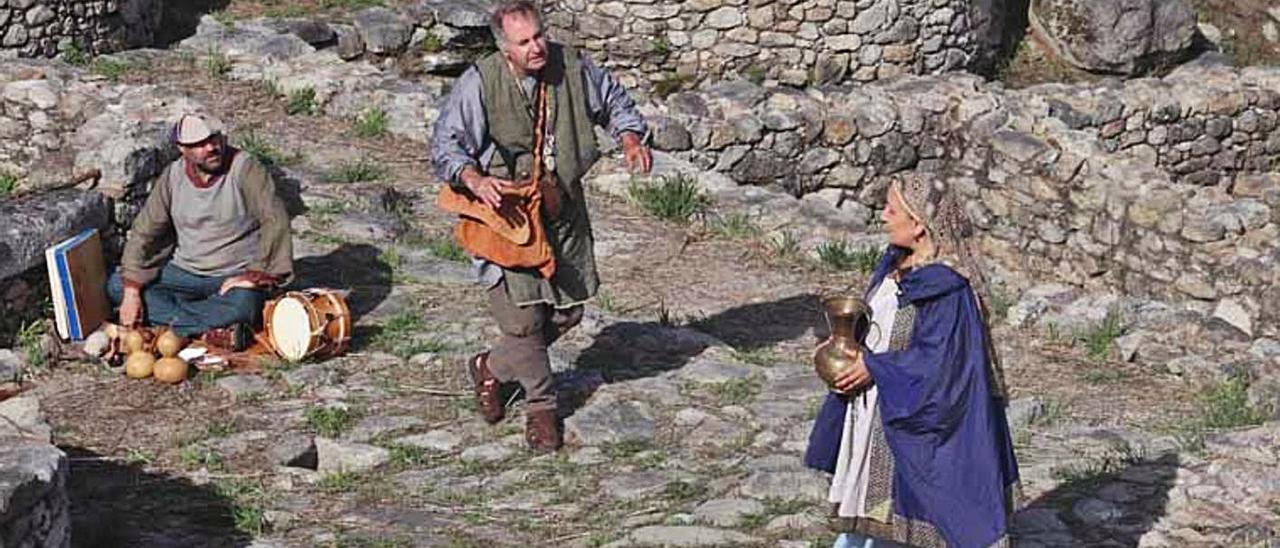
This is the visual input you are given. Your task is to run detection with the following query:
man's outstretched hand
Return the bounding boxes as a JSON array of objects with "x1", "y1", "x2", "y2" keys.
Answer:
[{"x1": 621, "y1": 132, "x2": 652, "y2": 174}]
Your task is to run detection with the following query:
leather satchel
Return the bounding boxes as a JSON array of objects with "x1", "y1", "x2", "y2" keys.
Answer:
[{"x1": 436, "y1": 79, "x2": 557, "y2": 278}]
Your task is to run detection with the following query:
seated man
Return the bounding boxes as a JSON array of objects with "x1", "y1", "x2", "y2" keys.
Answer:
[{"x1": 106, "y1": 114, "x2": 292, "y2": 350}]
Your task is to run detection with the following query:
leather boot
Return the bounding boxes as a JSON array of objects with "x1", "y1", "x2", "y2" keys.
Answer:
[
  {"x1": 525, "y1": 408, "x2": 562, "y2": 453},
  {"x1": 467, "y1": 352, "x2": 505, "y2": 424}
]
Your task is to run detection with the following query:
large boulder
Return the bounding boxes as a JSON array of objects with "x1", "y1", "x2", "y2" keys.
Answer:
[
  {"x1": 353, "y1": 7, "x2": 415, "y2": 55},
  {"x1": 1029, "y1": 0, "x2": 1200, "y2": 75},
  {"x1": 412, "y1": 0, "x2": 491, "y2": 29},
  {"x1": 178, "y1": 16, "x2": 316, "y2": 62},
  {"x1": 0, "y1": 189, "x2": 110, "y2": 280}
]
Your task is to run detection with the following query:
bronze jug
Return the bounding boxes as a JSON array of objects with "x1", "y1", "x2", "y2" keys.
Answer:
[{"x1": 814, "y1": 295, "x2": 872, "y2": 391}]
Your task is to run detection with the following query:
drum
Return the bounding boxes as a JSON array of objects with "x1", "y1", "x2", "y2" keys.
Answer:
[{"x1": 263, "y1": 289, "x2": 351, "y2": 362}]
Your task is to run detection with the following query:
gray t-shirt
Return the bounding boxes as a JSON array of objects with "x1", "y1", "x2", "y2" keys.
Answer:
[{"x1": 169, "y1": 153, "x2": 259, "y2": 278}]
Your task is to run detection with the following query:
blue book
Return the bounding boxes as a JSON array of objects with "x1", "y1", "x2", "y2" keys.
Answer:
[{"x1": 44, "y1": 228, "x2": 108, "y2": 341}]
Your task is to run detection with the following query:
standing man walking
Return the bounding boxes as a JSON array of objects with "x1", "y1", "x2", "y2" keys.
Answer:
[{"x1": 430, "y1": 0, "x2": 652, "y2": 452}]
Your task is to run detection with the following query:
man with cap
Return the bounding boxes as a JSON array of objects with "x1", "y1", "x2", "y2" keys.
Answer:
[
  {"x1": 430, "y1": 0, "x2": 651, "y2": 452},
  {"x1": 106, "y1": 113, "x2": 293, "y2": 350}
]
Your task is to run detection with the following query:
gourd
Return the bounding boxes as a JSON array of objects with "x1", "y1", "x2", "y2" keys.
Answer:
[
  {"x1": 125, "y1": 352, "x2": 155, "y2": 379},
  {"x1": 156, "y1": 330, "x2": 184, "y2": 359},
  {"x1": 153, "y1": 357, "x2": 188, "y2": 384},
  {"x1": 124, "y1": 330, "x2": 146, "y2": 354}
]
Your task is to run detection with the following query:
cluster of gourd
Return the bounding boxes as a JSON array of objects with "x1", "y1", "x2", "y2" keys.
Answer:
[{"x1": 123, "y1": 329, "x2": 189, "y2": 384}]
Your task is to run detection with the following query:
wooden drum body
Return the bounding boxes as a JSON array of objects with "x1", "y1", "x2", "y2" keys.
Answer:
[{"x1": 263, "y1": 289, "x2": 351, "y2": 362}]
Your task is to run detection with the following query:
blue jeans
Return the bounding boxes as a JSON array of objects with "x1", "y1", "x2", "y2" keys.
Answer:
[{"x1": 106, "y1": 263, "x2": 266, "y2": 337}]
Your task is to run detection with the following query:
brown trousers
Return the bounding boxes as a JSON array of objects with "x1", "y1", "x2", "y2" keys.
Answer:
[{"x1": 486, "y1": 280, "x2": 584, "y2": 413}]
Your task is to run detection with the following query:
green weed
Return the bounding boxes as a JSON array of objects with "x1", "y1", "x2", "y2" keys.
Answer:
[
  {"x1": 304, "y1": 405, "x2": 357, "y2": 437},
  {"x1": 179, "y1": 445, "x2": 225, "y2": 471},
  {"x1": 1080, "y1": 310, "x2": 1125, "y2": 362},
  {"x1": 317, "y1": 471, "x2": 362, "y2": 493},
  {"x1": 286, "y1": 87, "x2": 318, "y2": 116},
  {"x1": 204, "y1": 52, "x2": 232, "y2": 79},
  {"x1": 0, "y1": 171, "x2": 16, "y2": 196},
  {"x1": 1199, "y1": 375, "x2": 1269, "y2": 430},
  {"x1": 237, "y1": 130, "x2": 302, "y2": 167},
  {"x1": 326, "y1": 159, "x2": 388, "y2": 183},
  {"x1": 17, "y1": 320, "x2": 45, "y2": 370},
  {"x1": 707, "y1": 211, "x2": 762, "y2": 239},
  {"x1": 422, "y1": 33, "x2": 444, "y2": 53},
  {"x1": 815, "y1": 240, "x2": 881, "y2": 273},
  {"x1": 354, "y1": 107, "x2": 389, "y2": 138},
  {"x1": 767, "y1": 231, "x2": 802, "y2": 260},
  {"x1": 708, "y1": 377, "x2": 761, "y2": 406},
  {"x1": 425, "y1": 236, "x2": 468, "y2": 262},
  {"x1": 372, "y1": 311, "x2": 447, "y2": 358},
  {"x1": 627, "y1": 172, "x2": 709, "y2": 223}
]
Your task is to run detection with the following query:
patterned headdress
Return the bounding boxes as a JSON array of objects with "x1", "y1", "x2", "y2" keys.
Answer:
[{"x1": 891, "y1": 172, "x2": 1008, "y2": 400}]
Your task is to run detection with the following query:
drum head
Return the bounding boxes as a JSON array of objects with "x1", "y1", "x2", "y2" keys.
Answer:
[{"x1": 270, "y1": 297, "x2": 312, "y2": 362}]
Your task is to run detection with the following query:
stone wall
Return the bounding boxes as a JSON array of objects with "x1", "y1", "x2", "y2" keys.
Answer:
[
  {"x1": 0, "y1": 0, "x2": 159, "y2": 59},
  {"x1": 544, "y1": 0, "x2": 1008, "y2": 89},
  {"x1": 647, "y1": 62, "x2": 1280, "y2": 338},
  {"x1": 0, "y1": 396, "x2": 70, "y2": 548},
  {"x1": 1045, "y1": 67, "x2": 1280, "y2": 186}
]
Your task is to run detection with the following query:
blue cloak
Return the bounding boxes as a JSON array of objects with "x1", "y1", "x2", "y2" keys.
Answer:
[{"x1": 805, "y1": 246, "x2": 1019, "y2": 548}]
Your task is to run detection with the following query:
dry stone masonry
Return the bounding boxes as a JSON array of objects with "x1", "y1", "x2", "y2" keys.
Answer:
[
  {"x1": 641, "y1": 62, "x2": 1280, "y2": 338},
  {"x1": 1045, "y1": 64, "x2": 1280, "y2": 186},
  {"x1": 0, "y1": 0, "x2": 160, "y2": 58},
  {"x1": 544, "y1": 0, "x2": 1012, "y2": 88}
]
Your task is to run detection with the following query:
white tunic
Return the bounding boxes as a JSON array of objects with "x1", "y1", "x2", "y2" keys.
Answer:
[{"x1": 828, "y1": 276, "x2": 900, "y2": 518}]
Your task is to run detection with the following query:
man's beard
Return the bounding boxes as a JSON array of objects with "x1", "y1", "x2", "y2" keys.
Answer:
[{"x1": 194, "y1": 149, "x2": 227, "y2": 174}]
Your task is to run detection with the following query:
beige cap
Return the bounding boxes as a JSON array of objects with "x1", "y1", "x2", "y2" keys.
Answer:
[{"x1": 173, "y1": 114, "x2": 224, "y2": 145}]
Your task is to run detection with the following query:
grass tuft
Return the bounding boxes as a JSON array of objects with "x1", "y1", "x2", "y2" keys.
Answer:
[
  {"x1": 17, "y1": 320, "x2": 45, "y2": 370},
  {"x1": 304, "y1": 405, "x2": 357, "y2": 437},
  {"x1": 425, "y1": 236, "x2": 468, "y2": 263},
  {"x1": 317, "y1": 471, "x2": 362, "y2": 493},
  {"x1": 237, "y1": 130, "x2": 302, "y2": 167},
  {"x1": 1199, "y1": 375, "x2": 1270, "y2": 430},
  {"x1": 354, "y1": 107, "x2": 389, "y2": 138},
  {"x1": 815, "y1": 240, "x2": 881, "y2": 273},
  {"x1": 0, "y1": 170, "x2": 20, "y2": 196},
  {"x1": 285, "y1": 87, "x2": 318, "y2": 116},
  {"x1": 371, "y1": 311, "x2": 448, "y2": 358},
  {"x1": 706, "y1": 211, "x2": 762, "y2": 239},
  {"x1": 707, "y1": 377, "x2": 761, "y2": 406},
  {"x1": 767, "y1": 231, "x2": 802, "y2": 261},
  {"x1": 326, "y1": 159, "x2": 388, "y2": 184},
  {"x1": 204, "y1": 51, "x2": 232, "y2": 79},
  {"x1": 627, "y1": 172, "x2": 709, "y2": 223},
  {"x1": 1080, "y1": 310, "x2": 1125, "y2": 362}
]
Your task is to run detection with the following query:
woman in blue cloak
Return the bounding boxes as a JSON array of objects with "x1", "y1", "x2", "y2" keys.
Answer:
[{"x1": 806, "y1": 173, "x2": 1020, "y2": 548}]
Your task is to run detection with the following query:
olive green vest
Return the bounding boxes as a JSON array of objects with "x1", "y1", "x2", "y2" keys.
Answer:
[{"x1": 476, "y1": 43, "x2": 600, "y2": 308}]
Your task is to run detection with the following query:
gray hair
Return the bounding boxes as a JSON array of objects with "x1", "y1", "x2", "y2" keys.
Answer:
[{"x1": 489, "y1": 0, "x2": 542, "y2": 46}]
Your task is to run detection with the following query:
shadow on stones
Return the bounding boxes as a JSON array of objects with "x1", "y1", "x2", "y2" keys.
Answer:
[
  {"x1": 559, "y1": 294, "x2": 824, "y2": 414},
  {"x1": 63, "y1": 446, "x2": 251, "y2": 548},
  {"x1": 981, "y1": 0, "x2": 1031, "y2": 78},
  {"x1": 289, "y1": 243, "x2": 393, "y2": 324},
  {"x1": 1013, "y1": 452, "x2": 1179, "y2": 546},
  {"x1": 154, "y1": 0, "x2": 232, "y2": 48},
  {"x1": 272, "y1": 167, "x2": 307, "y2": 219}
]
